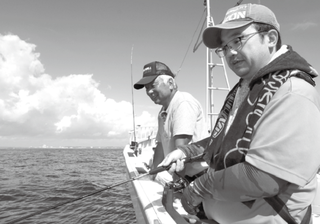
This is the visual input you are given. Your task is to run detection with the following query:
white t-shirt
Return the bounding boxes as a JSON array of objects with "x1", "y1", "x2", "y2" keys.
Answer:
[{"x1": 156, "y1": 91, "x2": 208, "y2": 156}]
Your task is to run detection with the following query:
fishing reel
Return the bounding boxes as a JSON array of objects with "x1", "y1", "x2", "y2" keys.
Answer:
[
  {"x1": 129, "y1": 141, "x2": 139, "y2": 156},
  {"x1": 168, "y1": 175, "x2": 190, "y2": 193},
  {"x1": 129, "y1": 141, "x2": 138, "y2": 149},
  {"x1": 162, "y1": 179, "x2": 190, "y2": 224},
  {"x1": 162, "y1": 173, "x2": 216, "y2": 224},
  {"x1": 162, "y1": 179, "x2": 208, "y2": 224},
  {"x1": 169, "y1": 169, "x2": 206, "y2": 193}
]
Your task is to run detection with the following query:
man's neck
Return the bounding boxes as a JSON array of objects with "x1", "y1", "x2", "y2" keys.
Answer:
[
  {"x1": 269, "y1": 45, "x2": 287, "y2": 63},
  {"x1": 162, "y1": 89, "x2": 178, "y2": 110}
]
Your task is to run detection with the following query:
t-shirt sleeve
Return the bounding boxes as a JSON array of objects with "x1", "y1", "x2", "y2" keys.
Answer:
[{"x1": 172, "y1": 101, "x2": 199, "y2": 137}]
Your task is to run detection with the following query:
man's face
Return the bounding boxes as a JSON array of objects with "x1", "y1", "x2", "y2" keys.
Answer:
[
  {"x1": 220, "y1": 25, "x2": 271, "y2": 81},
  {"x1": 144, "y1": 77, "x2": 171, "y2": 106}
]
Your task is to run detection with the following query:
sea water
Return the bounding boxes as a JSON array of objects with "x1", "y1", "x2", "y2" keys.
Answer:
[{"x1": 0, "y1": 147, "x2": 136, "y2": 224}]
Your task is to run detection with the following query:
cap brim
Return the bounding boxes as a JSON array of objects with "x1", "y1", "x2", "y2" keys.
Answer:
[
  {"x1": 133, "y1": 75, "x2": 157, "y2": 90},
  {"x1": 202, "y1": 20, "x2": 253, "y2": 49}
]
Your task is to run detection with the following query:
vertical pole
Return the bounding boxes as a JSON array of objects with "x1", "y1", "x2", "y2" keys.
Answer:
[
  {"x1": 130, "y1": 45, "x2": 137, "y2": 145},
  {"x1": 205, "y1": 0, "x2": 215, "y2": 131}
]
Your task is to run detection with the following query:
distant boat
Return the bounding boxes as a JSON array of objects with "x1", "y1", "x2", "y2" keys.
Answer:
[{"x1": 122, "y1": 0, "x2": 320, "y2": 223}]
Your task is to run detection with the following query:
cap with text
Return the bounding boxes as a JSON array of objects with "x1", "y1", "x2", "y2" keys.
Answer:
[
  {"x1": 134, "y1": 61, "x2": 175, "y2": 90},
  {"x1": 202, "y1": 3, "x2": 280, "y2": 49}
]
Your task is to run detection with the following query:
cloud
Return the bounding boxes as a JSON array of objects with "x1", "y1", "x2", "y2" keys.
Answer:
[
  {"x1": 0, "y1": 34, "x2": 156, "y2": 145},
  {"x1": 291, "y1": 21, "x2": 318, "y2": 31}
]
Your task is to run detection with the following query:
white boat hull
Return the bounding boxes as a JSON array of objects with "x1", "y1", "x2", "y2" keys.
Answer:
[{"x1": 123, "y1": 144, "x2": 189, "y2": 224}]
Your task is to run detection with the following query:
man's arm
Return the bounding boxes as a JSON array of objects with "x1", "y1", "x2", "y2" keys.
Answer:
[
  {"x1": 174, "y1": 134, "x2": 192, "y2": 147},
  {"x1": 152, "y1": 135, "x2": 191, "y2": 171},
  {"x1": 175, "y1": 134, "x2": 209, "y2": 177},
  {"x1": 151, "y1": 142, "x2": 164, "y2": 170},
  {"x1": 192, "y1": 162, "x2": 288, "y2": 201}
]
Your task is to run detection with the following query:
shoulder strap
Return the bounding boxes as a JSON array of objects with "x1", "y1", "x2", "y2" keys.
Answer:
[
  {"x1": 265, "y1": 196, "x2": 312, "y2": 224},
  {"x1": 301, "y1": 205, "x2": 312, "y2": 224}
]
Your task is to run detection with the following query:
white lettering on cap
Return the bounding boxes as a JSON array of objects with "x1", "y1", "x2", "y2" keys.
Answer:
[
  {"x1": 143, "y1": 66, "x2": 151, "y2": 74},
  {"x1": 224, "y1": 10, "x2": 246, "y2": 22}
]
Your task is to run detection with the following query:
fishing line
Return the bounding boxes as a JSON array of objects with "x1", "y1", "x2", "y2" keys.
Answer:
[
  {"x1": 7, "y1": 154, "x2": 204, "y2": 223},
  {"x1": 176, "y1": 8, "x2": 206, "y2": 76},
  {"x1": 193, "y1": 9, "x2": 206, "y2": 53},
  {"x1": 7, "y1": 172, "x2": 150, "y2": 224}
]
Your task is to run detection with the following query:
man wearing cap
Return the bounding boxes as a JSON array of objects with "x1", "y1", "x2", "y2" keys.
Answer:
[
  {"x1": 160, "y1": 3, "x2": 320, "y2": 224},
  {"x1": 134, "y1": 61, "x2": 208, "y2": 183}
]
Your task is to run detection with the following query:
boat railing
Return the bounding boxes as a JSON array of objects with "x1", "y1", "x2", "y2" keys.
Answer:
[{"x1": 129, "y1": 125, "x2": 157, "y2": 155}]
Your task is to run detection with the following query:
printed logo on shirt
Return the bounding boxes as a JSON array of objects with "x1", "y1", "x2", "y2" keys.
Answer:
[
  {"x1": 211, "y1": 89, "x2": 235, "y2": 139},
  {"x1": 212, "y1": 117, "x2": 226, "y2": 138}
]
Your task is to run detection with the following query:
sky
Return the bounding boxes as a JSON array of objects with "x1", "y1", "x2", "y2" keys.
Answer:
[{"x1": 0, "y1": 0, "x2": 319, "y2": 147}]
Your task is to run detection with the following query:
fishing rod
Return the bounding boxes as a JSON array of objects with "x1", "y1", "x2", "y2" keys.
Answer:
[
  {"x1": 8, "y1": 154, "x2": 204, "y2": 224},
  {"x1": 130, "y1": 44, "x2": 137, "y2": 149}
]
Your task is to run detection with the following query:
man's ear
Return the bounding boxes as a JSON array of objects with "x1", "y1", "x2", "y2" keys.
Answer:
[
  {"x1": 267, "y1": 29, "x2": 278, "y2": 48},
  {"x1": 168, "y1": 78, "x2": 175, "y2": 90}
]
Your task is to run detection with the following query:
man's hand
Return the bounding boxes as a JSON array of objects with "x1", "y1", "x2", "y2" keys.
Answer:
[{"x1": 158, "y1": 149, "x2": 186, "y2": 174}]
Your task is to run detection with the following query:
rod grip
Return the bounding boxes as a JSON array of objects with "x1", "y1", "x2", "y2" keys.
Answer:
[{"x1": 148, "y1": 164, "x2": 171, "y2": 175}]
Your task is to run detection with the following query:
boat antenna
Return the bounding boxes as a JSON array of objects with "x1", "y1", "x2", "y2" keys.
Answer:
[
  {"x1": 176, "y1": 7, "x2": 206, "y2": 76},
  {"x1": 192, "y1": 8, "x2": 206, "y2": 53},
  {"x1": 130, "y1": 45, "x2": 138, "y2": 150}
]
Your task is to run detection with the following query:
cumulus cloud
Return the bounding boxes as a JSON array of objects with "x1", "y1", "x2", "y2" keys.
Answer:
[{"x1": 0, "y1": 34, "x2": 156, "y2": 145}]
